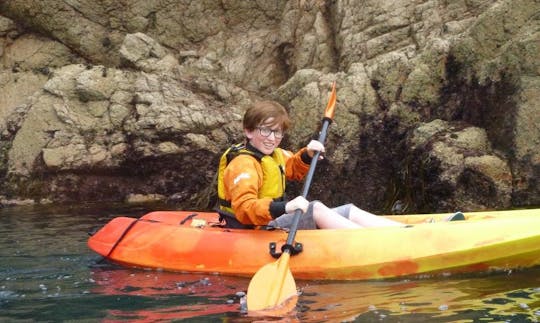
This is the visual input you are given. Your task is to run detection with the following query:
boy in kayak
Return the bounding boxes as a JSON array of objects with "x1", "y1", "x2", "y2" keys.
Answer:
[{"x1": 217, "y1": 100, "x2": 404, "y2": 230}]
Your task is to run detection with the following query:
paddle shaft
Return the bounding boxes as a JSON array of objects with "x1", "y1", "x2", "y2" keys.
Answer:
[
  {"x1": 264, "y1": 117, "x2": 331, "y2": 307},
  {"x1": 246, "y1": 82, "x2": 336, "y2": 312},
  {"x1": 285, "y1": 116, "x2": 332, "y2": 247}
]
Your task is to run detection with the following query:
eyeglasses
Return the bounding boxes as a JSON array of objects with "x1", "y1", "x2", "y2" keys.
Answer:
[{"x1": 257, "y1": 127, "x2": 284, "y2": 139}]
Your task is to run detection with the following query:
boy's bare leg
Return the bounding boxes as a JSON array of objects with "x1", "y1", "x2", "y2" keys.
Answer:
[
  {"x1": 311, "y1": 202, "x2": 361, "y2": 229},
  {"x1": 347, "y1": 205, "x2": 402, "y2": 227}
]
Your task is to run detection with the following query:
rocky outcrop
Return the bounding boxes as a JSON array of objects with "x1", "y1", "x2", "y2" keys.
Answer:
[
  {"x1": 0, "y1": 0, "x2": 538, "y2": 212},
  {"x1": 406, "y1": 120, "x2": 512, "y2": 212}
]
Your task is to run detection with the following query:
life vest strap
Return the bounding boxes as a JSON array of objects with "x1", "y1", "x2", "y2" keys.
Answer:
[{"x1": 218, "y1": 198, "x2": 232, "y2": 208}]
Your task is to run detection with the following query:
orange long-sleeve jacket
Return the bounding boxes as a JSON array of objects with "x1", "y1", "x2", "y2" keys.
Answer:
[{"x1": 222, "y1": 146, "x2": 311, "y2": 225}]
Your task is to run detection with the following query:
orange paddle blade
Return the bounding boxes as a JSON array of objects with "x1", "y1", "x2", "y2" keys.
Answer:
[
  {"x1": 324, "y1": 81, "x2": 337, "y2": 120},
  {"x1": 246, "y1": 252, "x2": 297, "y2": 312}
]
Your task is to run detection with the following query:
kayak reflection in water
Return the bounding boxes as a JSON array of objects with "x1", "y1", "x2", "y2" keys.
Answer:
[{"x1": 216, "y1": 100, "x2": 403, "y2": 230}]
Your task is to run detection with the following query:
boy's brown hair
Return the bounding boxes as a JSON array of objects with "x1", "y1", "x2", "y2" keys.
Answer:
[{"x1": 243, "y1": 101, "x2": 291, "y2": 131}]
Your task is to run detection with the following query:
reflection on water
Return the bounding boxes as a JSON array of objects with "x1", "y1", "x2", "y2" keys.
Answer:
[
  {"x1": 299, "y1": 272, "x2": 540, "y2": 322},
  {"x1": 91, "y1": 269, "x2": 242, "y2": 321},
  {"x1": 0, "y1": 203, "x2": 539, "y2": 322}
]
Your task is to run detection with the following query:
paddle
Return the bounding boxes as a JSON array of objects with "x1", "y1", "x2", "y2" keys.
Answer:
[{"x1": 246, "y1": 81, "x2": 337, "y2": 313}]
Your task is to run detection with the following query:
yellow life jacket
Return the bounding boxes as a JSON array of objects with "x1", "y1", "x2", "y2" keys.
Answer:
[{"x1": 217, "y1": 143, "x2": 286, "y2": 216}]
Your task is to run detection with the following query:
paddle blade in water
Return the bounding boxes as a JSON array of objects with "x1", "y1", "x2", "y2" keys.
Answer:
[{"x1": 246, "y1": 252, "x2": 297, "y2": 312}]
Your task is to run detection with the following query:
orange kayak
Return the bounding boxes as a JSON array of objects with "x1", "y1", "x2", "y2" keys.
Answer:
[{"x1": 88, "y1": 209, "x2": 540, "y2": 280}]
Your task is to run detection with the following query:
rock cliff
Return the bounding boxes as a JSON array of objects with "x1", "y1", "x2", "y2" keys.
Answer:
[{"x1": 0, "y1": 0, "x2": 538, "y2": 213}]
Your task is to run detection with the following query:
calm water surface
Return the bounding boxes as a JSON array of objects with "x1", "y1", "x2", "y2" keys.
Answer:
[{"x1": 1, "y1": 203, "x2": 539, "y2": 322}]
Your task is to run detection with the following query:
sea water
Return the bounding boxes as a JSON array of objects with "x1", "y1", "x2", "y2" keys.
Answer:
[{"x1": 0, "y1": 203, "x2": 539, "y2": 322}]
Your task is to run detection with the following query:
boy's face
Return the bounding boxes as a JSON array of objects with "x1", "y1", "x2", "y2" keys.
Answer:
[{"x1": 244, "y1": 117, "x2": 284, "y2": 155}]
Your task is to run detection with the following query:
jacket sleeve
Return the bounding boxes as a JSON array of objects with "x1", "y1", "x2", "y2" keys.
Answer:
[
  {"x1": 223, "y1": 155, "x2": 275, "y2": 225},
  {"x1": 283, "y1": 147, "x2": 311, "y2": 181}
]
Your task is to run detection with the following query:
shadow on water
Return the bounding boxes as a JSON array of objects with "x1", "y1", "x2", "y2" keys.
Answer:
[{"x1": 1, "y1": 203, "x2": 539, "y2": 322}]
